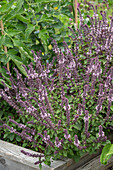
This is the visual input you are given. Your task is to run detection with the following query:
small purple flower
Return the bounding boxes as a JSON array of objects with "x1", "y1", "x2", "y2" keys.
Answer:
[
  {"x1": 77, "y1": 3, "x2": 80, "y2": 8},
  {"x1": 96, "y1": 97, "x2": 104, "y2": 115},
  {"x1": 83, "y1": 84, "x2": 89, "y2": 96},
  {"x1": 40, "y1": 112, "x2": 51, "y2": 119},
  {"x1": 43, "y1": 131, "x2": 50, "y2": 141},
  {"x1": 90, "y1": 89, "x2": 95, "y2": 96},
  {"x1": 74, "y1": 135, "x2": 80, "y2": 147},
  {"x1": 98, "y1": 84, "x2": 104, "y2": 96},
  {"x1": 84, "y1": 110, "x2": 89, "y2": 122},
  {"x1": 69, "y1": 18, "x2": 73, "y2": 21},
  {"x1": 55, "y1": 137, "x2": 62, "y2": 148},
  {"x1": 98, "y1": 125, "x2": 104, "y2": 137},
  {"x1": 64, "y1": 129, "x2": 71, "y2": 141},
  {"x1": 84, "y1": 111, "x2": 90, "y2": 138},
  {"x1": 97, "y1": 125, "x2": 107, "y2": 142},
  {"x1": 108, "y1": 89, "x2": 113, "y2": 102},
  {"x1": 69, "y1": 60, "x2": 75, "y2": 68},
  {"x1": 77, "y1": 103, "x2": 83, "y2": 115},
  {"x1": 54, "y1": 151, "x2": 59, "y2": 154},
  {"x1": 73, "y1": 114, "x2": 79, "y2": 123},
  {"x1": 58, "y1": 120, "x2": 61, "y2": 128},
  {"x1": 96, "y1": 105, "x2": 102, "y2": 112}
]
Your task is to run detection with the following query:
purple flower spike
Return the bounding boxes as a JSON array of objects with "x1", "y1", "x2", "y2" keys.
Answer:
[
  {"x1": 83, "y1": 84, "x2": 89, "y2": 96},
  {"x1": 77, "y1": 103, "x2": 83, "y2": 115},
  {"x1": 74, "y1": 135, "x2": 80, "y2": 147},
  {"x1": 84, "y1": 110, "x2": 89, "y2": 122},
  {"x1": 55, "y1": 137, "x2": 62, "y2": 148},
  {"x1": 21, "y1": 150, "x2": 44, "y2": 158},
  {"x1": 73, "y1": 114, "x2": 79, "y2": 123},
  {"x1": 97, "y1": 125, "x2": 107, "y2": 142},
  {"x1": 64, "y1": 129, "x2": 71, "y2": 142},
  {"x1": 98, "y1": 125, "x2": 104, "y2": 137},
  {"x1": 54, "y1": 151, "x2": 59, "y2": 154},
  {"x1": 58, "y1": 120, "x2": 61, "y2": 128},
  {"x1": 84, "y1": 111, "x2": 90, "y2": 138},
  {"x1": 98, "y1": 84, "x2": 104, "y2": 96}
]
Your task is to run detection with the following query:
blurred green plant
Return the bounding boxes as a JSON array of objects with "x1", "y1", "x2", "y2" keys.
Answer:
[
  {"x1": 100, "y1": 106, "x2": 113, "y2": 165},
  {"x1": 100, "y1": 143, "x2": 113, "y2": 165}
]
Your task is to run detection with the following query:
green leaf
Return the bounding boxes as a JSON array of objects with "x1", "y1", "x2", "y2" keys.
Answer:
[
  {"x1": 38, "y1": 29, "x2": 49, "y2": 42},
  {"x1": 13, "y1": 60, "x2": 27, "y2": 77},
  {"x1": 16, "y1": 14, "x2": 29, "y2": 23},
  {"x1": 25, "y1": 24, "x2": 35, "y2": 40},
  {"x1": 0, "y1": 35, "x2": 5, "y2": 47},
  {"x1": 110, "y1": 106, "x2": 113, "y2": 111},
  {"x1": 16, "y1": 136, "x2": 21, "y2": 142},
  {"x1": 7, "y1": 49, "x2": 18, "y2": 55},
  {"x1": 2, "y1": 12, "x2": 17, "y2": 22},
  {"x1": 68, "y1": 150, "x2": 74, "y2": 156},
  {"x1": 0, "y1": 79, "x2": 11, "y2": 88},
  {"x1": 63, "y1": 150, "x2": 67, "y2": 157},
  {"x1": 6, "y1": 29, "x2": 22, "y2": 36},
  {"x1": 100, "y1": 144, "x2": 113, "y2": 165},
  {"x1": 8, "y1": 133, "x2": 15, "y2": 141},
  {"x1": 3, "y1": 36, "x2": 13, "y2": 48},
  {"x1": 106, "y1": 145, "x2": 113, "y2": 156},
  {"x1": 8, "y1": 52, "x2": 23, "y2": 65},
  {"x1": 22, "y1": 143, "x2": 28, "y2": 147},
  {"x1": 35, "y1": 0, "x2": 58, "y2": 3},
  {"x1": 13, "y1": 39, "x2": 24, "y2": 47},
  {"x1": 0, "y1": 0, "x2": 15, "y2": 13},
  {"x1": 19, "y1": 47, "x2": 34, "y2": 61},
  {"x1": 73, "y1": 122, "x2": 82, "y2": 131},
  {"x1": 21, "y1": 117, "x2": 25, "y2": 123},
  {"x1": 72, "y1": 154, "x2": 80, "y2": 163},
  {"x1": 0, "y1": 67, "x2": 11, "y2": 84},
  {"x1": 14, "y1": 22, "x2": 26, "y2": 31},
  {"x1": 3, "y1": 133, "x2": 8, "y2": 138},
  {"x1": 38, "y1": 29, "x2": 49, "y2": 52},
  {"x1": 0, "y1": 14, "x2": 5, "y2": 20},
  {"x1": 15, "y1": 0, "x2": 24, "y2": 13},
  {"x1": 39, "y1": 164, "x2": 42, "y2": 170}
]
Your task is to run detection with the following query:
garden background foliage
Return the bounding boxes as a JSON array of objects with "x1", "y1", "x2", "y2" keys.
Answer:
[
  {"x1": 0, "y1": 0, "x2": 74, "y2": 144},
  {"x1": 0, "y1": 0, "x2": 113, "y2": 169},
  {"x1": 0, "y1": 0, "x2": 74, "y2": 77},
  {"x1": 0, "y1": 3, "x2": 113, "y2": 168}
]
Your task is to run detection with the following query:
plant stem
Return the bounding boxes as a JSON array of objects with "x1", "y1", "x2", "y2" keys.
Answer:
[{"x1": 0, "y1": 20, "x2": 10, "y2": 71}]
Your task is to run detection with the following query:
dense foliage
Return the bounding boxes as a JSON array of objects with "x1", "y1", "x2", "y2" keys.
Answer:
[
  {"x1": 0, "y1": 0, "x2": 73, "y2": 77},
  {"x1": 0, "y1": 0, "x2": 74, "y2": 144},
  {"x1": 0, "y1": 6, "x2": 113, "y2": 169}
]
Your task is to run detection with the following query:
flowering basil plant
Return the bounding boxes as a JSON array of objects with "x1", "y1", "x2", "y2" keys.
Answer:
[{"x1": 0, "y1": 6, "x2": 113, "y2": 168}]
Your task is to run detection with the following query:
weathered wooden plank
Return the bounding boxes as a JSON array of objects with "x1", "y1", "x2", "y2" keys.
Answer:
[
  {"x1": 0, "y1": 140, "x2": 67, "y2": 170},
  {"x1": 76, "y1": 155, "x2": 113, "y2": 170},
  {"x1": 0, "y1": 139, "x2": 113, "y2": 170}
]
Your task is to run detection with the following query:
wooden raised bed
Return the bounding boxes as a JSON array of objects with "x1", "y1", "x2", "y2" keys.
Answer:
[{"x1": 0, "y1": 139, "x2": 113, "y2": 170}]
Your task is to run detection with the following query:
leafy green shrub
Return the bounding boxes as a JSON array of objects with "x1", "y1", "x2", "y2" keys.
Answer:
[{"x1": 0, "y1": 0, "x2": 74, "y2": 77}]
